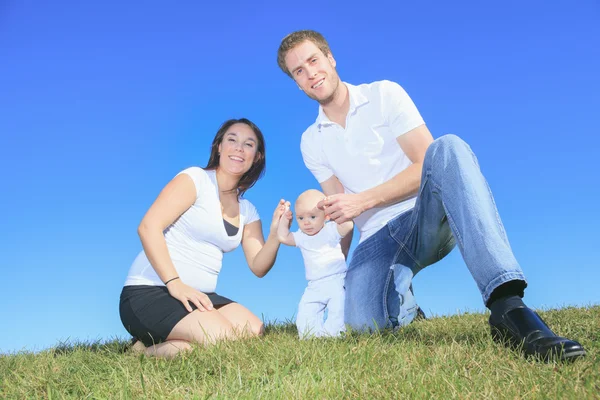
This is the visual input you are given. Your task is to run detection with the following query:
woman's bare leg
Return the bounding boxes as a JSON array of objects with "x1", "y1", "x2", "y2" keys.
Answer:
[
  {"x1": 132, "y1": 304, "x2": 263, "y2": 358},
  {"x1": 167, "y1": 309, "x2": 237, "y2": 344},
  {"x1": 143, "y1": 340, "x2": 192, "y2": 358},
  {"x1": 217, "y1": 303, "x2": 264, "y2": 337}
]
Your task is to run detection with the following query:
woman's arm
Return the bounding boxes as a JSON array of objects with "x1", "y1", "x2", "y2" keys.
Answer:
[
  {"x1": 241, "y1": 199, "x2": 289, "y2": 277},
  {"x1": 138, "y1": 173, "x2": 214, "y2": 312}
]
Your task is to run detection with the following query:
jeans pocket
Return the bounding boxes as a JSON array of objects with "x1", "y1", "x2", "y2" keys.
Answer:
[{"x1": 387, "y1": 210, "x2": 414, "y2": 244}]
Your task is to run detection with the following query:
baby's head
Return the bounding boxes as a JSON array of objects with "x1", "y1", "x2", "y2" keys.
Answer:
[{"x1": 294, "y1": 189, "x2": 327, "y2": 236}]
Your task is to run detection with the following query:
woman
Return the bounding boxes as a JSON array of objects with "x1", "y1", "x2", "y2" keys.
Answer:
[{"x1": 119, "y1": 118, "x2": 288, "y2": 358}]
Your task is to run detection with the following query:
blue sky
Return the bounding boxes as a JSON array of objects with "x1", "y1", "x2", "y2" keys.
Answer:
[{"x1": 1, "y1": 0, "x2": 598, "y2": 354}]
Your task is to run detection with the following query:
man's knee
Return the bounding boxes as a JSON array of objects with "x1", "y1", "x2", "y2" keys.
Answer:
[
  {"x1": 427, "y1": 134, "x2": 478, "y2": 173},
  {"x1": 430, "y1": 134, "x2": 470, "y2": 154},
  {"x1": 345, "y1": 313, "x2": 388, "y2": 332},
  {"x1": 344, "y1": 298, "x2": 388, "y2": 332}
]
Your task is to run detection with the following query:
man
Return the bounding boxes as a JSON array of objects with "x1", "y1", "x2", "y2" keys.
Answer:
[{"x1": 276, "y1": 30, "x2": 585, "y2": 361}]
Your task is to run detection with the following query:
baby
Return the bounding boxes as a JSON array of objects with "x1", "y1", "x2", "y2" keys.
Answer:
[{"x1": 277, "y1": 189, "x2": 353, "y2": 338}]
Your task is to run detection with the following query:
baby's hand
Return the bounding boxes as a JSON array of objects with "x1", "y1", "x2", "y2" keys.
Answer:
[
  {"x1": 279, "y1": 203, "x2": 292, "y2": 221},
  {"x1": 277, "y1": 208, "x2": 292, "y2": 241},
  {"x1": 278, "y1": 209, "x2": 292, "y2": 225}
]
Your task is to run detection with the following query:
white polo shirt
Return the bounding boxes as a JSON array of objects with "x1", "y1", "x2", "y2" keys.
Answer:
[{"x1": 300, "y1": 80, "x2": 425, "y2": 243}]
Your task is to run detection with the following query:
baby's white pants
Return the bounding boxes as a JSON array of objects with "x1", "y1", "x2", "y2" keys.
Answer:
[{"x1": 296, "y1": 272, "x2": 346, "y2": 339}]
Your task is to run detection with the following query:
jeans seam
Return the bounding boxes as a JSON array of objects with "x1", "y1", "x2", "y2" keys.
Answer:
[
  {"x1": 392, "y1": 240, "x2": 422, "y2": 271},
  {"x1": 389, "y1": 170, "x2": 429, "y2": 240},
  {"x1": 429, "y1": 173, "x2": 464, "y2": 249},
  {"x1": 390, "y1": 173, "x2": 432, "y2": 270},
  {"x1": 441, "y1": 203, "x2": 464, "y2": 250},
  {"x1": 382, "y1": 269, "x2": 393, "y2": 323},
  {"x1": 437, "y1": 234, "x2": 455, "y2": 259},
  {"x1": 463, "y1": 144, "x2": 508, "y2": 239}
]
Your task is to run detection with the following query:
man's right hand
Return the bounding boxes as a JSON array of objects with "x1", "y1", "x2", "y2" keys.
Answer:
[
  {"x1": 318, "y1": 193, "x2": 367, "y2": 224},
  {"x1": 166, "y1": 279, "x2": 213, "y2": 312}
]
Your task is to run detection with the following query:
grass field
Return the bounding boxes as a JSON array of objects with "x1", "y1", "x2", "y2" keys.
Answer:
[{"x1": 1, "y1": 305, "x2": 598, "y2": 399}]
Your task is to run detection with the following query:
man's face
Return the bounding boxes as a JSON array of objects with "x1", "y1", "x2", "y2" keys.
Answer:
[{"x1": 284, "y1": 40, "x2": 340, "y2": 104}]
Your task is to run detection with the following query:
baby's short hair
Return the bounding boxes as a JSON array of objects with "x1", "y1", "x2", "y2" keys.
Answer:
[{"x1": 295, "y1": 189, "x2": 325, "y2": 210}]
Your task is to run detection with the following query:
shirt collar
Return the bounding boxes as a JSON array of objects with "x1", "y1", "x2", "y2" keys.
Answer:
[{"x1": 315, "y1": 82, "x2": 369, "y2": 128}]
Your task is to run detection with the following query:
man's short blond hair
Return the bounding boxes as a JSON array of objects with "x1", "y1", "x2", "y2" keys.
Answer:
[{"x1": 277, "y1": 30, "x2": 332, "y2": 78}]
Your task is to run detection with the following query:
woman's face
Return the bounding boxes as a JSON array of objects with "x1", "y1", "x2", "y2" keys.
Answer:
[{"x1": 217, "y1": 123, "x2": 259, "y2": 176}]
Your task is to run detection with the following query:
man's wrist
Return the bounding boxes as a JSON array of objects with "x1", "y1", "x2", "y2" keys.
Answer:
[{"x1": 357, "y1": 191, "x2": 376, "y2": 213}]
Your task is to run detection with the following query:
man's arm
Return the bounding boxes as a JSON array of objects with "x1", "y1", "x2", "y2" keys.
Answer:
[
  {"x1": 361, "y1": 124, "x2": 433, "y2": 209},
  {"x1": 320, "y1": 176, "x2": 353, "y2": 259},
  {"x1": 322, "y1": 124, "x2": 434, "y2": 224}
]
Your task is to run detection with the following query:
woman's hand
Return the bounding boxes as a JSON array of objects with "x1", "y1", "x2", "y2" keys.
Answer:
[
  {"x1": 276, "y1": 208, "x2": 293, "y2": 243},
  {"x1": 166, "y1": 279, "x2": 214, "y2": 312},
  {"x1": 269, "y1": 199, "x2": 290, "y2": 238}
]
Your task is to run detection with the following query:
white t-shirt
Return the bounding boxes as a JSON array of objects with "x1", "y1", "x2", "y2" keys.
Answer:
[
  {"x1": 292, "y1": 222, "x2": 347, "y2": 282},
  {"x1": 300, "y1": 80, "x2": 425, "y2": 243},
  {"x1": 124, "y1": 167, "x2": 260, "y2": 293}
]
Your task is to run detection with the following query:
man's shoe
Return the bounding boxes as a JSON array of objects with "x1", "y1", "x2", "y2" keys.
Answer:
[
  {"x1": 414, "y1": 306, "x2": 427, "y2": 321},
  {"x1": 489, "y1": 306, "x2": 586, "y2": 361}
]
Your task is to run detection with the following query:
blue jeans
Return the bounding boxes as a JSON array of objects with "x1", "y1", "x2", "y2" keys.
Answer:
[{"x1": 345, "y1": 135, "x2": 527, "y2": 331}]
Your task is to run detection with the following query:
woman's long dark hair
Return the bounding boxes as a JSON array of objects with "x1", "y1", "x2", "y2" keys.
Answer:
[{"x1": 204, "y1": 118, "x2": 266, "y2": 198}]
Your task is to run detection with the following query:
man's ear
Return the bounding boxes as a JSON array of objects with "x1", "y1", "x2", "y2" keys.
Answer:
[{"x1": 327, "y1": 53, "x2": 336, "y2": 68}]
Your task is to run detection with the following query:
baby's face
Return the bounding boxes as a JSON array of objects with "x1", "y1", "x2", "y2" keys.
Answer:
[{"x1": 295, "y1": 201, "x2": 326, "y2": 236}]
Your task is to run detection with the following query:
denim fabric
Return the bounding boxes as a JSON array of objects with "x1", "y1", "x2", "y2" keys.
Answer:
[{"x1": 345, "y1": 134, "x2": 527, "y2": 331}]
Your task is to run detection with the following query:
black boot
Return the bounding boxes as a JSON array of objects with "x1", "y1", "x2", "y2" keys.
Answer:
[
  {"x1": 489, "y1": 306, "x2": 586, "y2": 361},
  {"x1": 414, "y1": 306, "x2": 427, "y2": 321}
]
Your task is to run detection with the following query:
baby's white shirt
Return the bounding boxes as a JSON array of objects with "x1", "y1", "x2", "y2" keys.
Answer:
[{"x1": 292, "y1": 222, "x2": 347, "y2": 282}]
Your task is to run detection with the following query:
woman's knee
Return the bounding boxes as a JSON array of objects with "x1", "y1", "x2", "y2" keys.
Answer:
[
  {"x1": 231, "y1": 318, "x2": 263, "y2": 338},
  {"x1": 217, "y1": 303, "x2": 264, "y2": 338},
  {"x1": 239, "y1": 313, "x2": 265, "y2": 337},
  {"x1": 251, "y1": 321, "x2": 265, "y2": 337},
  {"x1": 169, "y1": 310, "x2": 235, "y2": 344}
]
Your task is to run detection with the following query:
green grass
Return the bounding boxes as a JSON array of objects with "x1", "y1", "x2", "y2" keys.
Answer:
[{"x1": 1, "y1": 306, "x2": 598, "y2": 399}]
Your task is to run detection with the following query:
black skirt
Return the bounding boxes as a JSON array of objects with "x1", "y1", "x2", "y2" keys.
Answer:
[{"x1": 119, "y1": 285, "x2": 234, "y2": 347}]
